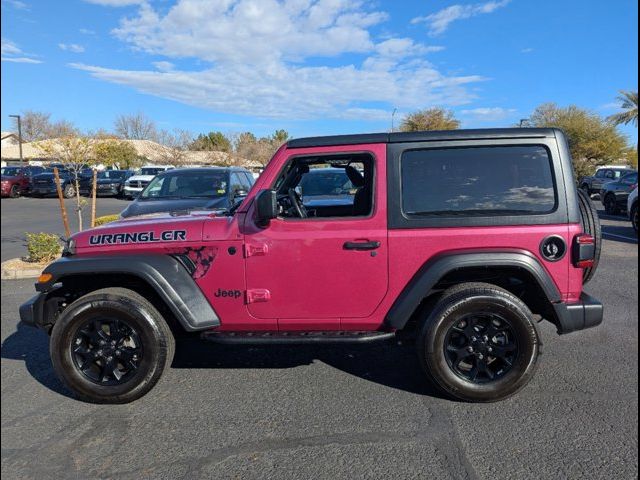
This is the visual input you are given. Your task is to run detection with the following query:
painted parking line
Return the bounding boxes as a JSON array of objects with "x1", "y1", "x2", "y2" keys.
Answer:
[
  {"x1": 602, "y1": 231, "x2": 638, "y2": 242},
  {"x1": 599, "y1": 214, "x2": 629, "y2": 221}
]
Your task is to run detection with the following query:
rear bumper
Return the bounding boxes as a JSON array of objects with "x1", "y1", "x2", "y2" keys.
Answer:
[{"x1": 553, "y1": 292, "x2": 603, "y2": 334}]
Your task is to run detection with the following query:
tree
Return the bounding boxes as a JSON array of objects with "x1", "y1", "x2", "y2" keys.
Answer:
[
  {"x1": 114, "y1": 112, "x2": 157, "y2": 140},
  {"x1": 48, "y1": 119, "x2": 79, "y2": 138},
  {"x1": 12, "y1": 110, "x2": 52, "y2": 142},
  {"x1": 38, "y1": 136, "x2": 96, "y2": 232},
  {"x1": 271, "y1": 129, "x2": 290, "y2": 146},
  {"x1": 93, "y1": 139, "x2": 140, "y2": 169},
  {"x1": 399, "y1": 108, "x2": 460, "y2": 132},
  {"x1": 153, "y1": 129, "x2": 193, "y2": 165},
  {"x1": 529, "y1": 103, "x2": 629, "y2": 178},
  {"x1": 189, "y1": 131, "x2": 232, "y2": 152},
  {"x1": 608, "y1": 90, "x2": 638, "y2": 127}
]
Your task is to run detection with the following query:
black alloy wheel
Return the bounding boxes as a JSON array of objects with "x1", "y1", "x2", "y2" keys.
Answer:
[
  {"x1": 604, "y1": 194, "x2": 618, "y2": 215},
  {"x1": 444, "y1": 313, "x2": 518, "y2": 383},
  {"x1": 71, "y1": 317, "x2": 143, "y2": 386}
]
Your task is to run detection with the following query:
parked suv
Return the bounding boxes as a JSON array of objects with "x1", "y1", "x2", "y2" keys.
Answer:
[
  {"x1": 79, "y1": 169, "x2": 135, "y2": 197},
  {"x1": 580, "y1": 165, "x2": 635, "y2": 196},
  {"x1": 1, "y1": 165, "x2": 45, "y2": 197},
  {"x1": 120, "y1": 167, "x2": 254, "y2": 218},
  {"x1": 599, "y1": 171, "x2": 638, "y2": 215},
  {"x1": 20, "y1": 128, "x2": 603, "y2": 404},
  {"x1": 31, "y1": 167, "x2": 78, "y2": 198},
  {"x1": 123, "y1": 165, "x2": 174, "y2": 198}
]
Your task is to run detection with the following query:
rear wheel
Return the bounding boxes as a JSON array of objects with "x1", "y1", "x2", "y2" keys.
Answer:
[
  {"x1": 577, "y1": 189, "x2": 602, "y2": 284},
  {"x1": 63, "y1": 183, "x2": 75, "y2": 198},
  {"x1": 50, "y1": 287, "x2": 175, "y2": 403},
  {"x1": 604, "y1": 193, "x2": 619, "y2": 215},
  {"x1": 417, "y1": 282, "x2": 540, "y2": 402}
]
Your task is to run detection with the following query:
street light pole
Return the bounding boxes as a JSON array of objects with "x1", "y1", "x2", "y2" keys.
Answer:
[{"x1": 9, "y1": 114, "x2": 23, "y2": 163}]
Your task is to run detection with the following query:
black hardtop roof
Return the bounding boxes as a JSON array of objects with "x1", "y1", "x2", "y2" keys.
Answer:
[
  {"x1": 287, "y1": 128, "x2": 559, "y2": 149},
  {"x1": 157, "y1": 166, "x2": 250, "y2": 175}
]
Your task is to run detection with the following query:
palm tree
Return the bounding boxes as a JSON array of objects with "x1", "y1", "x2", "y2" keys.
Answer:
[{"x1": 608, "y1": 90, "x2": 638, "y2": 127}]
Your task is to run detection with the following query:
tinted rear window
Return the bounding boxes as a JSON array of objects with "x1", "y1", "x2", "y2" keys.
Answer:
[{"x1": 401, "y1": 146, "x2": 556, "y2": 216}]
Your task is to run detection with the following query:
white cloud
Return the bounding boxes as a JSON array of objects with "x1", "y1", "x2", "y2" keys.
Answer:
[
  {"x1": 71, "y1": 0, "x2": 487, "y2": 120},
  {"x1": 412, "y1": 0, "x2": 510, "y2": 36},
  {"x1": 521, "y1": 47, "x2": 534, "y2": 53},
  {"x1": 58, "y1": 43, "x2": 86, "y2": 53},
  {"x1": 83, "y1": 0, "x2": 143, "y2": 6},
  {"x1": 2, "y1": 0, "x2": 29, "y2": 10},
  {"x1": 79, "y1": 28, "x2": 96, "y2": 35},
  {"x1": 1, "y1": 38, "x2": 41, "y2": 63},
  {"x1": 152, "y1": 60, "x2": 175, "y2": 71},
  {"x1": 461, "y1": 107, "x2": 516, "y2": 122},
  {"x1": 2, "y1": 56, "x2": 42, "y2": 63}
]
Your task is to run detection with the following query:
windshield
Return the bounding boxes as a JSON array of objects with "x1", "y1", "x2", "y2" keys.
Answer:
[
  {"x1": 140, "y1": 167, "x2": 166, "y2": 176},
  {"x1": 1, "y1": 167, "x2": 22, "y2": 176},
  {"x1": 98, "y1": 170, "x2": 127, "y2": 179},
  {"x1": 140, "y1": 171, "x2": 228, "y2": 199},
  {"x1": 300, "y1": 169, "x2": 354, "y2": 197}
]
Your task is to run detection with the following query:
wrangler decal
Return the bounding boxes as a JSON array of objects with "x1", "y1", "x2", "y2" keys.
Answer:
[{"x1": 89, "y1": 230, "x2": 187, "y2": 245}]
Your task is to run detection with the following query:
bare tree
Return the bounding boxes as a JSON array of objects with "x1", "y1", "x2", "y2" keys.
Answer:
[
  {"x1": 153, "y1": 129, "x2": 193, "y2": 166},
  {"x1": 48, "y1": 119, "x2": 79, "y2": 138},
  {"x1": 114, "y1": 112, "x2": 158, "y2": 140},
  {"x1": 38, "y1": 136, "x2": 96, "y2": 232},
  {"x1": 13, "y1": 110, "x2": 52, "y2": 142}
]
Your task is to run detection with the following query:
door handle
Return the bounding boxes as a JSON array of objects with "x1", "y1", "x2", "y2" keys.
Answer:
[{"x1": 343, "y1": 240, "x2": 380, "y2": 251}]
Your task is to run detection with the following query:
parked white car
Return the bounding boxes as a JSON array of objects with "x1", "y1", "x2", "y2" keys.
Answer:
[
  {"x1": 628, "y1": 187, "x2": 638, "y2": 235},
  {"x1": 123, "y1": 165, "x2": 174, "y2": 198}
]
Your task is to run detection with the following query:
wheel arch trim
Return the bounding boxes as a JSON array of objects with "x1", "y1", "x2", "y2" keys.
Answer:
[
  {"x1": 37, "y1": 255, "x2": 220, "y2": 332},
  {"x1": 384, "y1": 249, "x2": 562, "y2": 330}
]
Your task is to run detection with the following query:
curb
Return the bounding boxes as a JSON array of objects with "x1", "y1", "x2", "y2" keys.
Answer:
[{"x1": 1, "y1": 258, "x2": 46, "y2": 280}]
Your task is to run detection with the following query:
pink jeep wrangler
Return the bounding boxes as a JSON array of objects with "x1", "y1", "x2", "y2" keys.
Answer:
[{"x1": 20, "y1": 128, "x2": 603, "y2": 403}]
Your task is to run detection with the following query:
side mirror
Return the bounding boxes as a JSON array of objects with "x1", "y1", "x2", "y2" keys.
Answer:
[
  {"x1": 255, "y1": 189, "x2": 277, "y2": 227},
  {"x1": 233, "y1": 189, "x2": 248, "y2": 199}
]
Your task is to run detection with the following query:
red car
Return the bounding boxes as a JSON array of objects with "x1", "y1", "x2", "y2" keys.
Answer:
[
  {"x1": 20, "y1": 128, "x2": 603, "y2": 404},
  {"x1": 1, "y1": 165, "x2": 45, "y2": 198}
]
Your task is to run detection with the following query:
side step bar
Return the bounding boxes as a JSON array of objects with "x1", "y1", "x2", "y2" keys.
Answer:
[{"x1": 201, "y1": 330, "x2": 396, "y2": 345}]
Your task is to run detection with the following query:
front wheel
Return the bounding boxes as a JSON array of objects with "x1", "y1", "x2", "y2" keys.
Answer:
[
  {"x1": 50, "y1": 287, "x2": 175, "y2": 403},
  {"x1": 9, "y1": 185, "x2": 19, "y2": 198},
  {"x1": 417, "y1": 282, "x2": 540, "y2": 402},
  {"x1": 604, "y1": 194, "x2": 619, "y2": 215},
  {"x1": 632, "y1": 204, "x2": 638, "y2": 235}
]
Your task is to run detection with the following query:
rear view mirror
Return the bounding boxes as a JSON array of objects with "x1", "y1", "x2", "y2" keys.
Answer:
[{"x1": 255, "y1": 189, "x2": 278, "y2": 227}]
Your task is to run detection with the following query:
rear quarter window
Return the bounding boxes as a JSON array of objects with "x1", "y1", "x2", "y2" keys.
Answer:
[{"x1": 401, "y1": 145, "x2": 557, "y2": 216}]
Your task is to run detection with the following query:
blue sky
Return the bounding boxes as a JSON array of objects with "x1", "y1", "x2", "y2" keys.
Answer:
[{"x1": 1, "y1": 0, "x2": 638, "y2": 142}]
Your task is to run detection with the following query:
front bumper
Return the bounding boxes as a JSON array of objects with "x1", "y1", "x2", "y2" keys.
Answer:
[
  {"x1": 31, "y1": 185, "x2": 57, "y2": 196},
  {"x1": 19, "y1": 292, "x2": 46, "y2": 330},
  {"x1": 552, "y1": 292, "x2": 603, "y2": 334},
  {"x1": 123, "y1": 186, "x2": 143, "y2": 197}
]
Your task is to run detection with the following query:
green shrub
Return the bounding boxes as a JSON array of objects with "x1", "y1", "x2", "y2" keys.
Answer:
[
  {"x1": 24, "y1": 232, "x2": 61, "y2": 263},
  {"x1": 94, "y1": 214, "x2": 120, "y2": 226}
]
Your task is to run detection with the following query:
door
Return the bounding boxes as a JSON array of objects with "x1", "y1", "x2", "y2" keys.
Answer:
[{"x1": 243, "y1": 146, "x2": 388, "y2": 325}]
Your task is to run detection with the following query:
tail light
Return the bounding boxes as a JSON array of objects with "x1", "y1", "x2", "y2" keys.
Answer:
[{"x1": 573, "y1": 234, "x2": 595, "y2": 268}]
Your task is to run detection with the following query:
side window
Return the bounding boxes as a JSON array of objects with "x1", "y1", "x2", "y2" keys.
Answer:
[
  {"x1": 595, "y1": 170, "x2": 605, "y2": 178},
  {"x1": 622, "y1": 173, "x2": 638, "y2": 185},
  {"x1": 401, "y1": 145, "x2": 557, "y2": 216},
  {"x1": 605, "y1": 170, "x2": 615, "y2": 179},
  {"x1": 275, "y1": 153, "x2": 374, "y2": 219},
  {"x1": 230, "y1": 173, "x2": 244, "y2": 193}
]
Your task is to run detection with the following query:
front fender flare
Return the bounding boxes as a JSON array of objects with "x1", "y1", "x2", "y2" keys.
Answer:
[
  {"x1": 37, "y1": 255, "x2": 220, "y2": 332},
  {"x1": 384, "y1": 249, "x2": 561, "y2": 330}
]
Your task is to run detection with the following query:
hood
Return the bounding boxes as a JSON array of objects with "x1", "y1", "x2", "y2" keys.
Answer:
[
  {"x1": 33, "y1": 172, "x2": 69, "y2": 180},
  {"x1": 127, "y1": 174, "x2": 155, "y2": 182},
  {"x1": 71, "y1": 211, "x2": 235, "y2": 255},
  {"x1": 120, "y1": 196, "x2": 230, "y2": 218}
]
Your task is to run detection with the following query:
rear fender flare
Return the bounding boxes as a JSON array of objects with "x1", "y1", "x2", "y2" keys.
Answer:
[{"x1": 384, "y1": 249, "x2": 561, "y2": 330}]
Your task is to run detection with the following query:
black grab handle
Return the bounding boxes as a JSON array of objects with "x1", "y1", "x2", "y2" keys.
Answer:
[{"x1": 343, "y1": 241, "x2": 381, "y2": 251}]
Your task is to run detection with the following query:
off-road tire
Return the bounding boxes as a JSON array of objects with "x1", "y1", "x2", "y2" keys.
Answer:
[
  {"x1": 577, "y1": 189, "x2": 602, "y2": 284},
  {"x1": 417, "y1": 282, "x2": 540, "y2": 402},
  {"x1": 62, "y1": 183, "x2": 75, "y2": 199},
  {"x1": 9, "y1": 185, "x2": 19, "y2": 198},
  {"x1": 50, "y1": 287, "x2": 175, "y2": 404}
]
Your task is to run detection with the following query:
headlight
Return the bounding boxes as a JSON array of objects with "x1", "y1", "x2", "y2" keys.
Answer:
[{"x1": 62, "y1": 238, "x2": 76, "y2": 257}]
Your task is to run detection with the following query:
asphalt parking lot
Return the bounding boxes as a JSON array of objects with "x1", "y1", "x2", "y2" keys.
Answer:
[{"x1": 1, "y1": 197, "x2": 638, "y2": 479}]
